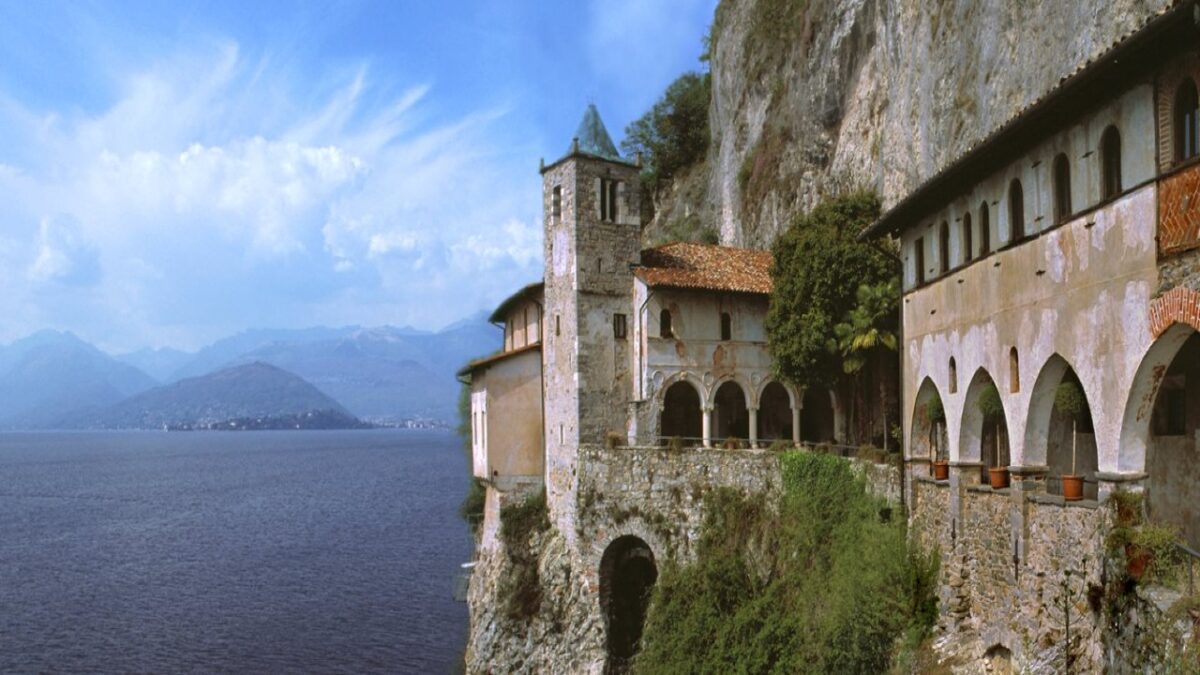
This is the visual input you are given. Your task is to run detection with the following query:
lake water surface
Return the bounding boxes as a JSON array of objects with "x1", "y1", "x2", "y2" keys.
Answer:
[{"x1": 0, "y1": 429, "x2": 471, "y2": 673}]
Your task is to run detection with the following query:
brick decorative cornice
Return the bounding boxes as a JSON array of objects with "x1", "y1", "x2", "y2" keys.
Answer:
[{"x1": 1149, "y1": 286, "x2": 1200, "y2": 337}]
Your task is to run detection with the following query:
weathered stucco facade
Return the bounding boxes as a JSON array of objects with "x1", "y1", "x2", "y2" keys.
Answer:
[{"x1": 863, "y1": 5, "x2": 1200, "y2": 669}]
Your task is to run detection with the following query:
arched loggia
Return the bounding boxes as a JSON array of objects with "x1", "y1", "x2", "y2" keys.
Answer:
[
  {"x1": 958, "y1": 368, "x2": 1010, "y2": 484},
  {"x1": 713, "y1": 380, "x2": 750, "y2": 440},
  {"x1": 1120, "y1": 323, "x2": 1200, "y2": 547},
  {"x1": 660, "y1": 379, "x2": 703, "y2": 444},
  {"x1": 1024, "y1": 354, "x2": 1098, "y2": 499},
  {"x1": 910, "y1": 377, "x2": 947, "y2": 464},
  {"x1": 756, "y1": 381, "x2": 793, "y2": 442},
  {"x1": 800, "y1": 386, "x2": 836, "y2": 443}
]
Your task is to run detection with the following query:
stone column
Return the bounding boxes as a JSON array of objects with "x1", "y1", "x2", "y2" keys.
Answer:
[
  {"x1": 791, "y1": 406, "x2": 801, "y2": 446},
  {"x1": 702, "y1": 406, "x2": 713, "y2": 448},
  {"x1": 748, "y1": 407, "x2": 759, "y2": 448},
  {"x1": 1095, "y1": 471, "x2": 1147, "y2": 502}
]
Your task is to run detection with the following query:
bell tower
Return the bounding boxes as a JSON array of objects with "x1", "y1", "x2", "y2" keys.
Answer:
[{"x1": 539, "y1": 105, "x2": 643, "y2": 529}]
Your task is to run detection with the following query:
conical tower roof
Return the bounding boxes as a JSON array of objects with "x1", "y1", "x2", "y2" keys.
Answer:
[{"x1": 569, "y1": 104, "x2": 622, "y2": 162}]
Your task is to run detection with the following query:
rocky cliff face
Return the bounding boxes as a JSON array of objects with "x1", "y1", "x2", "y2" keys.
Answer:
[{"x1": 697, "y1": 0, "x2": 1170, "y2": 247}]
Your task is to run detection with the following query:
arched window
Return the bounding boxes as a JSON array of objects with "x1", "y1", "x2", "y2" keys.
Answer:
[
  {"x1": 979, "y1": 202, "x2": 991, "y2": 255},
  {"x1": 720, "y1": 312, "x2": 732, "y2": 341},
  {"x1": 962, "y1": 213, "x2": 974, "y2": 263},
  {"x1": 939, "y1": 221, "x2": 950, "y2": 274},
  {"x1": 1175, "y1": 79, "x2": 1199, "y2": 163},
  {"x1": 1053, "y1": 153, "x2": 1072, "y2": 223},
  {"x1": 1009, "y1": 179, "x2": 1025, "y2": 241},
  {"x1": 949, "y1": 357, "x2": 958, "y2": 394},
  {"x1": 660, "y1": 309, "x2": 673, "y2": 338},
  {"x1": 1009, "y1": 347, "x2": 1020, "y2": 393},
  {"x1": 1101, "y1": 126, "x2": 1122, "y2": 200}
]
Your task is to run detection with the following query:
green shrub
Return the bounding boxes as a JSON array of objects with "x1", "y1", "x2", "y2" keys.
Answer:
[
  {"x1": 635, "y1": 452, "x2": 938, "y2": 673},
  {"x1": 498, "y1": 489, "x2": 550, "y2": 622},
  {"x1": 459, "y1": 478, "x2": 486, "y2": 533}
]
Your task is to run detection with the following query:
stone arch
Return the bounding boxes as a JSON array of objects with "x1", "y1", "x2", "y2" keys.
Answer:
[
  {"x1": 754, "y1": 378, "x2": 797, "y2": 410},
  {"x1": 1024, "y1": 354, "x2": 1098, "y2": 498},
  {"x1": 958, "y1": 368, "x2": 1011, "y2": 482},
  {"x1": 599, "y1": 535, "x2": 658, "y2": 671},
  {"x1": 712, "y1": 379, "x2": 750, "y2": 440},
  {"x1": 705, "y1": 374, "x2": 752, "y2": 409},
  {"x1": 800, "y1": 385, "x2": 837, "y2": 443},
  {"x1": 910, "y1": 377, "x2": 947, "y2": 462},
  {"x1": 1117, "y1": 323, "x2": 1196, "y2": 473},
  {"x1": 756, "y1": 381, "x2": 793, "y2": 442},
  {"x1": 659, "y1": 376, "x2": 704, "y2": 443},
  {"x1": 1129, "y1": 325, "x2": 1200, "y2": 547}
]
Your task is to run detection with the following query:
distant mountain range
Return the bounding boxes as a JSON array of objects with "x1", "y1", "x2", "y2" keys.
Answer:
[
  {"x1": 66, "y1": 362, "x2": 366, "y2": 430},
  {"x1": 0, "y1": 314, "x2": 500, "y2": 430}
]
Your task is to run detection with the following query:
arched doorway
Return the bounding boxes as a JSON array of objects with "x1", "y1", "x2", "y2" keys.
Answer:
[
  {"x1": 757, "y1": 381, "x2": 792, "y2": 442},
  {"x1": 1025, "y1": 355, "x2": 1097, "y2": 499},
  {"x1": 713, "y1": 380, "x2": 749, "y2": 441},
  {"x1": 1123, "y1": 324, "x2": 1200, "y2": 547},
  {"x1": 910, "y1": 377, "x2": 947, "y2": 465},
  {"x1": 660, "y1": 380, "x2": 701, "y2": 444},
  {"x1": 599, "y1": 536, "x2": 658, "y2": 673},
  {"x1": 958, "y1": 369, "x2": 1010, "y2": 484},
  {"x1": 800, "y1": 386, "x2": 835, "y2": 443}
]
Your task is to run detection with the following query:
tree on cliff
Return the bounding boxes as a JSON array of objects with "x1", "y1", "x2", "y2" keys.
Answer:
[
  {"x1": 766, "y1": 192, "x2": 900, "y2": 444},
  {"x1": 621, "y1": 71, "x2": 710, "y2": 195}
]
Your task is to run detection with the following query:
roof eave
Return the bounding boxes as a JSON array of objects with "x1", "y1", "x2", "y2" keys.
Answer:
[{"x1": 860, "y1": 1, "x2": 1198, "y2": 241}]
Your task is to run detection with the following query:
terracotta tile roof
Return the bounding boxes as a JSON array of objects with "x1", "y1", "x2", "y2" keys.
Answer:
[
  {"x1": 634, "y1": 242, "x2": 773, "y2": 294},
  {"x1": 456, "y1": 342, "x2": 541, "y2": 377},
  {"x1": 862, "y1": 0, "x2": 1192, "y2": 240},
  {"x1": 488, "y1": 281, "x2": 543, "y2": 324}
]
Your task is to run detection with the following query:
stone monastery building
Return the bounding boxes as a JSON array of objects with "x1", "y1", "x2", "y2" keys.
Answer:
[
  {"x1": 460, "y1": 105, "x2": 842, "y2": 502},
  {"x1": 857, "y1": 3, "x2": 1200, "y2": 668}
]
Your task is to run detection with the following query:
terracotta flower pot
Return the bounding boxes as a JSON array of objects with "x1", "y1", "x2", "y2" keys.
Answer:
[
  {"x1": 932, "y1": 461, "x2": 950, "y2": 481},
  {"x1": 1062, "y1": 474, "x2": 1084, "y2": 501},
  {"x1": 1125, "y1": 544, "x2": 1152, "y2": 581},
  {"x1": 989, "y1": 467, "x2": 1010, "y2": 490}
]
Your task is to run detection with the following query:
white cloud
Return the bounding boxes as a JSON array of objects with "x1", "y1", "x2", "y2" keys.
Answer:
[
  {"x1": 0, "y1": 42, "x2": 543, "y2": 349},
  {"x1": 28, "y1": 215, "x2": 100, "y2": 286}
]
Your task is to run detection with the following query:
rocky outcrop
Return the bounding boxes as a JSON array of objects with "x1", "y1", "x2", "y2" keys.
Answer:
[
  {"x1": 465, "y1": 447, "x2": 902, "y2": 673},
  {"x1": 689, "y1": 0, "x2": 1171, "y2": 247}
]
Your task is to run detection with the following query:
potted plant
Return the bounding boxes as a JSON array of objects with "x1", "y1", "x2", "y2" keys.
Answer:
[
  {"x1": 1054, "y1": 381, "x2": 1087, "y2": 501},
  {"x1": 927, "y1": 398, "x2": 949, "y2": 480},
  {"x1": 979, "y1": 383, "x2": 1009, "y2": 488}
]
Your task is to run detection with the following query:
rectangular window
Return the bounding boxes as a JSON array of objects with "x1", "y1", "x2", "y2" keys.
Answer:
[
  {"x1": 914, "y1": 237, "x2": 926, "y2": 285},
  {"x1": 720, "y1": 312, "x2": 732, "y2": 341},
  {"x1": 551, "y1": 186, "x2": 562, "y2": 220},
  {"x1": 555, "y1": 314, "x2": 560, "y2": 337},
  {"x1": 613, "y1": 313, "x2": 627, "y2": 339}
]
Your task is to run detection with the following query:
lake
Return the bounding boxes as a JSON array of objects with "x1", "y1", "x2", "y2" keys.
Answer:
[{"x1": 0, "y1": 429, "x2": 472, "y2": 674}]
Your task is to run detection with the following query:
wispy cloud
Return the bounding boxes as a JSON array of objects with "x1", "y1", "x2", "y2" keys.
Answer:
[{"x1": 0, "y1": 41, "x2": 542, "y2": 350}]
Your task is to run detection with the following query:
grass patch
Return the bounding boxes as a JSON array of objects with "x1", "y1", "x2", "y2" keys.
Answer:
[{"x1": 634, "y1": 452, "x2": 937, "y2": 673}]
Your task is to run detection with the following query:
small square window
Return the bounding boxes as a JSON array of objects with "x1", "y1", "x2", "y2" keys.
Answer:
[{"x1": 613, "y1": 313, "x2": 627, "y2": 339}]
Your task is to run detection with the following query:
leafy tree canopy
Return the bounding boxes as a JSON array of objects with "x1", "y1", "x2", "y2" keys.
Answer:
[
  {"x1": 831, "y1": 279, "x2": 899, "y2": 374},
  {"x1": 1055, "y1": 380, "x2": 1087, "y2": 419},
  {"x1": 978, "y1": 383, "x2": 1004, "y2": 422},
  {"x1": 766, "y1": 192, "x2": 898, "y2": 387},
  {"x1": 621, "y1": 71, "x2": 711, "y2": 193}
]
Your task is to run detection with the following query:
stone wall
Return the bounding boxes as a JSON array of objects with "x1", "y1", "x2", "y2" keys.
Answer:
[
  {"x1": 911, "y1": 473, "x2": 1111, "y2": 673},
  {"x1": 465, "y1": 446, "x2": 902, "y2": 674}
]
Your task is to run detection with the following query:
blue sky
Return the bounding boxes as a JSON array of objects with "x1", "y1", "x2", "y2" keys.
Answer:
[{"x1": 0, "y1": 0, "x2": 716, "y2": 351}]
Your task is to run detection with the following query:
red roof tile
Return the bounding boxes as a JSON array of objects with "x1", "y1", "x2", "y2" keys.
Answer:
[{"x1": 634, "y1": 242, "x2": 773, "y2": 294}]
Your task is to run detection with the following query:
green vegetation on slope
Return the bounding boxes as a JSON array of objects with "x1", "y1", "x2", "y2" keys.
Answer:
[
  {"x1": 635, "y1": 452, "x2": 937, "y2": 673},
  {"x1": 622, "y1": 71, "x2": 711, "y2": 198},
  {"x1": 498, "y1": 489, "x2": 551, "y2": 622}
]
